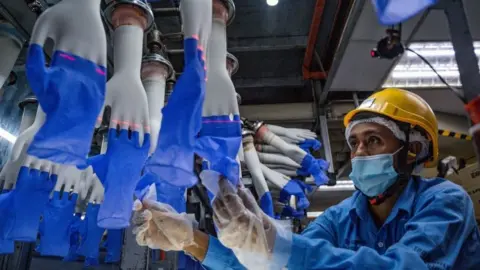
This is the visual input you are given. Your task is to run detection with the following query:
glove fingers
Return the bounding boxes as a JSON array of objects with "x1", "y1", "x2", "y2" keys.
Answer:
[
  {"x1": 237, "y1": 187, "x2": 262, "y2": 216},
  {"x1": 143, "y1": 200, "x2": 176, "y2": 213}
]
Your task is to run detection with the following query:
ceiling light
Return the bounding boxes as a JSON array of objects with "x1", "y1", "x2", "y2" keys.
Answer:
[
  {"x1": 383, "y1": 41, "x2": 480, "y2": 88},
  {"x1": 0, "y1": 127, "x2": 16, "y2": 144},
  {"x1": 266, "y1": 0, "x2": 278, "y2": 6}
]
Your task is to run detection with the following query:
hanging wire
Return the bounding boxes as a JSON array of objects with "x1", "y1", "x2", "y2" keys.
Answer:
[{"x1": 405, "y1": 47, "x2": 467, "y2": 104}]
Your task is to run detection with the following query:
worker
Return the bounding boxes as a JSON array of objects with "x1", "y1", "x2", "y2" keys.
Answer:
[{"x1": 132, "y1": 88, "x2": 480, "y2": 269}]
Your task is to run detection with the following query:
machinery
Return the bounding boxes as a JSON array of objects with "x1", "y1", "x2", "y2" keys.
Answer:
[{"x1": 0, "y1": 0, "x2": 478, "y2": 269}]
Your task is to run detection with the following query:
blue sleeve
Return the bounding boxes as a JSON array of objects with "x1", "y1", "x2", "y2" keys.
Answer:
[
  {"x1": 286, "y1": 188, "x2": 477, "y2": 270},
  {"x1": 201, "y1": 236, "x2": 246, "y2": 270}
]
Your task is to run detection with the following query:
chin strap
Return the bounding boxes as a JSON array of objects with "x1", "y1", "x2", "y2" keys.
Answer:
[{"x1": 368, "y1": 123, "x2": 412, "y2": 205}]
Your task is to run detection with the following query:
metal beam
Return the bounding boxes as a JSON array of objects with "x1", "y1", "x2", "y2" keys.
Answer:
[
  {"x1": 318, "y1": 0, "x2": 366, "y2": 104},
  {"x1": 167, "y1": 36, "x2": 307, "y2": 52},
  {"x1": 233, "y1": 76, "x2": 304, "y2": 89}
]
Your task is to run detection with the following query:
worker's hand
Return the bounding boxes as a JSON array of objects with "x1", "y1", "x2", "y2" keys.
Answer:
[
  {"x1": 132, "y1": 199, "x2": 195, "y2": 251},
  {"x1": 212, "y1": 178, "x2": 293, "y2": 269}
]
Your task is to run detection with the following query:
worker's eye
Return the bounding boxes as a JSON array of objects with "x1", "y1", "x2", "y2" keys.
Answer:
[
  {"x1": 348, "y1": 139, "x2": 357, "y2": 149},
  {"x1": 367, "y1": 136, "x2": 381, "y2": 145}
]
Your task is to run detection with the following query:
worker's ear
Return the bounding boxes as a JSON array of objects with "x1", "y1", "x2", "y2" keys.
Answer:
[{"x1": 406, "y1": 142, "x2": 422, "y2": 165}]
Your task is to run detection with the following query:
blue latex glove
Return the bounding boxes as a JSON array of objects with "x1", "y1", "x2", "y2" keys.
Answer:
[
  {"x1": 195, "y1": 115, "x2": 242, "y2": 187},
  {"x1": 26, "y1": 45, "x2": 106, "y2": 166},
  {"x1": 63, "y1": 214, "x2": 82, "y2": 262},
  {"x1": 372, "y1": 0, "x2": 437, "y2": 25},
  {"x1": 135, "y1": 172, "x2": 187, "y2": 213},
  {"x1": 0, "y1": 167, "x2": 56, "y2": 241},
  {"x1": 281, "y1": 205, "x2": 305, "y2": 218},
  {"x1": 259, "y1": 191, "x2": 274, "y2": 217},
  {"x1": 77, "y1": 204, "x2": 105, "y2": 262},
  {"x1": 297, "y1": 159, "x2": 329, "y2": 177},
  {"x1": 0, "y1": 190, "x2": 14, "y2": 254},
  {"x1": 156, "y1": 180, "x2": 186, "y2": 213},
  {"x1": 279, "y1": 180, "x2": 310, "y2": 210},
  {"x1": 300, "y1": 155, "x2": 329, "y2": 186},
  {"x1": 0, "y1": 239, "x2": 14, "y2": 254},
  {"x1": 38, "y1": 192, "x2": 78, "y2": 257},
  {"x1": 88, "y1": 129, "x2": 150, "y2": 229},
  {"x1": 299, "y1": 139, "x2": 321, "y2": 152},
  {"x1": 145, "y1": 37, "x2": 205, "y2": 188},
  {"x1": 105, "y1": 229, "x2": 123, "y2": 263}
]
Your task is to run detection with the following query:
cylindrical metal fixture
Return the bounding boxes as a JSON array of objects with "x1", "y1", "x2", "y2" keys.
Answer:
[
  {"x1": 18, "y1": 96, "x2": 38, "y2": 133},
  {"x1": 214, "y1": 0, "x2": 236, "y2": 25},
  {"x1": 103, "y1": 0, "x2": 155, "y2": 32},
  {"x1": 226, "y1": 52, "x2": 239, "y2": 76},
  {"x1": 146, "y1": 29, "x2": 164, "y2": 54}
]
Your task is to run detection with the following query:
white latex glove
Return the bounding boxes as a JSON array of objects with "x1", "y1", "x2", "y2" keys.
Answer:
[
  {"x1": 53, "y1": 165, "x2": 83, "y2": 194},
  {"x1": 29, "y1": 0, "x2": 106, "y2": 67},
  {"x1": 132, "y1": 199, "x2": 194, "y2": 251},
  {"x1": 0, "y1": 22, "x2": 23, "y2": 88},
  {"x1": 87, "y1": 172, "x2": 104, "y2": 204},
  {"x1": 287, "y1": 128, "x2": 317, "y2": 139},
  {"x1": 213, "y1": 178, "x2": 292, "y2": 270},
  {"x1": 0, "y1": 108, "x2": 56, "y2": 189},
  {"x1": 266, "y1": 125, "x2": 316, "y2": 143},
  {"x1": 99, "y1": 25, "x2": 149, "y2": 145}
]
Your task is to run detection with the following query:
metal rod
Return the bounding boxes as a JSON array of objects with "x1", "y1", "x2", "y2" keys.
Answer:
[
  {"x1": 442, "y1": 0, "x2": 480, "y2": 102},
  {"x1": 352, "y1": 92, "x2": 359, "y2": 107},
  {"x1": 319, "y1": 115, "x2": 335, "y2": 173}
]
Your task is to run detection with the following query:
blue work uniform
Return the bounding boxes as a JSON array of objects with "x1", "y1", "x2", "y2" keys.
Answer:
[{"x1": 202, "y1": 177, "x2": 480, "y2": 269}]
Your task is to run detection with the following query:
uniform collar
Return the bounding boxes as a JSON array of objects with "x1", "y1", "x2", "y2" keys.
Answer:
[{"x1": 349, "y1": 177, "x2": 418, "y2": 222}]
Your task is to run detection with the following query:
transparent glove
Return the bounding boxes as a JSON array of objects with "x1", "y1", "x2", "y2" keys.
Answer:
[
  {"x1": 132, "y1": 199, "x2": 194, "y2": 251},
  {"x1": 213, "y1": 179, "x2": 292, "y2": 270}
]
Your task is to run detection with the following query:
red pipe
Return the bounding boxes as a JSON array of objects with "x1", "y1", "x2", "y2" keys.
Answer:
[{"x1": 303, "y1": 0, "x2": 327, "y2": 80}]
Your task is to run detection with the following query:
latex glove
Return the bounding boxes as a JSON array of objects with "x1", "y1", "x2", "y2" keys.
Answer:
[
  {"x1": 132, "y1": 199, "x2": 194, "y2": 251},
  {"x1": 98, "y1": 25, "x2": 149, "y2": 145},
  {"x1": 53, "y1": 165, "x2": 83, "y2": 194},
  {"x1": 0, "y1": 191, "x2": 13, "y2": 254},
  {"x1": 0, "y1": 22, "x2": 23, "y2": 88},
  {"x1": 299, "y1": 139, "x2": 321, "y2": 151},
  {"x1": 0, "y1": 167, "x2": 56, "y2": 242},
  {"x1": 145, "y1": 35, "x2": 206, "y2": 188},
  {"x1": 0, "y1": 107, "x2": 45, "y2": 189},
  {"x1": 105, "y1": 229, "x2": 123, "y2": 263},
  {"x1": 37, "y1": 192, "x2": 78, "y2": 257},
  {"x1": 77, "y1": 203, "x2": 105, "y2": 262},
  {"x1": 287, "y1": 128, "x2": 317, "y2": 140},
  {"x1": 26, "y1": 0, "x2": 107, "y2": 166},
  {"x1": 279, "y1": 180, "x2": 311, "y2": 210},
  {"x1": 88, "y1": 129, "x2": 150, "y2": 229},
  {"x1": 266, "y1": 125, "x2": 316, "y2": 143},
  {"x1": 213, "y1": 179, "x2": 292, "y2": 270},
  {"x1": 63, "y1": 213, "x2": 82, "y2": 262}
]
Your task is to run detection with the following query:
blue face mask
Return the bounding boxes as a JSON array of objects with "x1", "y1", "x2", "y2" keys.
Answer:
[{"x1": 348, "y1": 149, "x2": 401, "y2": 197}]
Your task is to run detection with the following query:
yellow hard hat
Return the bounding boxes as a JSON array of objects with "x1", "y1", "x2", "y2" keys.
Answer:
[{"x1": 344, "y1": 88, "x2": 438, "y2": 167}]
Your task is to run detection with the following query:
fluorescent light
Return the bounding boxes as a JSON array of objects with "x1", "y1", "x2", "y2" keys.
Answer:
[
  {"x1": 307, "y1": 211, "x2": 324, "y2": 218},
  {"x1": 266, "y1": 0, "x2": 278, "y2": 6},
  {"x1": 383, "y1": 41, "x2": 480, "y2": 88},
  {"x1": 0, "y1": 127, "x2": 16, "y2": 143}
]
